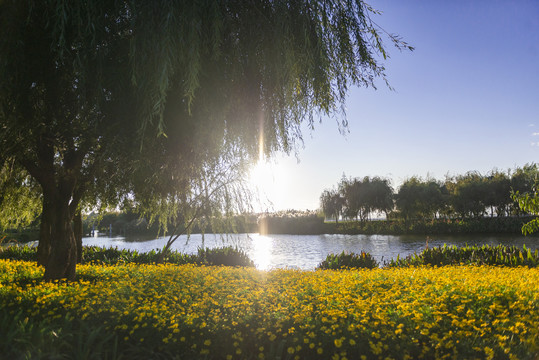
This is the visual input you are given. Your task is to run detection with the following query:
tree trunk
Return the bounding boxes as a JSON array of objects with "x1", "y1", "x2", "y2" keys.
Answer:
[
  {"x1": 35, "y1": 178, "x2": 79, "y2": 281},
  {"x1": 74, "y1": 210, "x2": 83, "y2": 264},
  {"x1": 43, "y1": 199, "x2": 77, "y2": 281},
  {"x1": 37, "y1": 196, "x2": 53, "y2": 266},
  {"x1": 25, "y1": 134, "x2": 85, "y2": 281}
]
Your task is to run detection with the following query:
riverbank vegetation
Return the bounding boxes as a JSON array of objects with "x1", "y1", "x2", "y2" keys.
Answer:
[
  {"x1": 259, "y1": 211, "x2": 535, "y2": 235},
  {"x1": 83, "y1": 210, "x2": 258, "y2": 238},
  {"x1": 0, "y1": 257, "x2": 537, "y2": 359}
]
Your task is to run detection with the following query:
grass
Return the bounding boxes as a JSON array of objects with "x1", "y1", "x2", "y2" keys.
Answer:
[{"x1": 0, "y1": 260, "x2": 538, "y2": 359}]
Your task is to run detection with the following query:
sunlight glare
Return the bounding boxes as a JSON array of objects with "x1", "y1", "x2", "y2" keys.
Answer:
[
  {"x1": 251, "y1": 234, "x2": 273, "y2": 270},
  {"x1": 248, "y1": 158, "x2": 285, "y2": 211}
]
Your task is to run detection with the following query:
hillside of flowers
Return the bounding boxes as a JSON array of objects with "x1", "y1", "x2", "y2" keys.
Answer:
[{"x1": 0, "y1": 260, "x2": 537, "y2": 359}]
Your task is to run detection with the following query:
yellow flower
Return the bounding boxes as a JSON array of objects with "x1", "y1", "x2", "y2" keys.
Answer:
[{"x1": 484, "y1": 346, "x2": 495, "y2": 360}]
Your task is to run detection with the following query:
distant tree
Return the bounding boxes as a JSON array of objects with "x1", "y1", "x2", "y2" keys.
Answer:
[
  {"x1": 395, "y1": 177, "x2": 421, "y2": 222},
  {"x1": 450, "y1": 172, "x2": 486, "y2": 218},
  {"x1": 368, "y1": 176, "x2": 394, "y2": 219},
  {"x1": 438, "y1": 180, "x2": 453, "y2": 219},
  {"x1": 339, "y1": 177, "x2": 362, "y2": 221},
  {"x1": 353, "y1": 177, "x2": 373, "y2": 221},
  {"x1": 320, "y1": 189, "x2": 345, "y2": 224},
  {"x1": 422, "y1": 179, "x2": 445, "y2": 219},
  {"x1": 484, "y1": 170, "x2": 511, "y2": 217},
  {"x1": 339, "y1": 176, "x2": 393, "y2": 221},
  {"x1": 1, "y1": 0, "x2": 411, "y2": 279},
  {"x1": 395, "y1": 177, "x2": 444, "y2": 221}
]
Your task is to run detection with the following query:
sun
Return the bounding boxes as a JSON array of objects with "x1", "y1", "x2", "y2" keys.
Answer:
[{"x1": 248, "y1": 158, "x2": 284, "y2": 210}]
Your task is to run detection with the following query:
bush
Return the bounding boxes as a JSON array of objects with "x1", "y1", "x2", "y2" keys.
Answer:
[
  {"x1": 197, "y1": 246, "x2": 255, "y2": 267},
  {"x1": 0, "y1": 244, "x2": 37, "y2": 262},
  {"x1": 317, "y1": 251, "x2": 378, "y2": 270},
  {"x1": 386, "y1": 244, "x2": 539, "y2": 268},
  {"x1": 0, "y1": 245, "x2": 253, "y2": 267}
]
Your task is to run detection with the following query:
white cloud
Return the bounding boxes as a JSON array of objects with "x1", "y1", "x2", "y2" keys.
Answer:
[
  {"x1": 533, "y1": 132, "x2": 539, "y2": 136},
  {"x1": 529, "y1": 124, "x2": 536, "y2": 127}
]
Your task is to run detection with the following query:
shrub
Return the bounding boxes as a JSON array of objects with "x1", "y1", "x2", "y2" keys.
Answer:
[
  {"x1": 197, "y1": 246, "x2": 255, "y2": 267},
  {"x1": 386, "y1": 244, "x2": 539, "y2": 268},
  {"x1": 0, "y1": 245, "x2": 253, "y2": 267},
  {"x1": 0, "y1": 244, "x2": 37, "y2": 262},
  {"x1": 317, "y1": 251, "x2": 378, "y2": 270}
]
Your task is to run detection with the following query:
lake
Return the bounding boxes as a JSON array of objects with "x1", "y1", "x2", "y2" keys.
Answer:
[{"x1": 83, "y1": 232, "x2": 539, "y2": 270}]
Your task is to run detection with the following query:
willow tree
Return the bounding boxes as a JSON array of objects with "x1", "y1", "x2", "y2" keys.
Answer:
[
  {"x1": 0, "y1": 160, "x2": 42, "y2": 236},
  {"x1": 320, "y1": 189, "x2": 345, "y2": 224},
  {"x1": 0, "y1": 0, "x2": 412, "y2": 280}
]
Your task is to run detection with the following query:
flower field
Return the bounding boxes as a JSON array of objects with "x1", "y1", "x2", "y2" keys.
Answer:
[{"x1": 0, "y1": 260, "x2": 538, "y2": 359}]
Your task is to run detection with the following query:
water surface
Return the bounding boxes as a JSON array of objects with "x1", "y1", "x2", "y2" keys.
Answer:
[{"x1": 83, "y1": 233, "x2": 539, "y2": 270}]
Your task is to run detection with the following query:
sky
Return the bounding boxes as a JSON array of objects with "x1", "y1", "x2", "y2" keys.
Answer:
[{"x1": 249, "y1": 0, "x2": 539, "y2": 212}]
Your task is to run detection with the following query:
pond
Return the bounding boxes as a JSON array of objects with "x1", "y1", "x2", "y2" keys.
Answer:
[{"x1": 83, "y1": 232, "x2": 539, "y2": 270}]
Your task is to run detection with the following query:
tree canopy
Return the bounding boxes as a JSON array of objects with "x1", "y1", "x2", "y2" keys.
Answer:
[
  {"x1": 320, "y1": 165, "x2": 538, "y2": 223},
  {"x1": 339, "y1": 176, "x2": 393, "y2": 221},
  {"x1": 320, "y1": 188, "x2": 345, "y2": 224},
  {"x1": 0, "y1": 0, "x2": 411, "y2": 279}
]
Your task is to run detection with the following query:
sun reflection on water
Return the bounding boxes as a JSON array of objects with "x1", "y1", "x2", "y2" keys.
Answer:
[{"x1": 250, "y1": 234, "x2": 273, "y2": 271}]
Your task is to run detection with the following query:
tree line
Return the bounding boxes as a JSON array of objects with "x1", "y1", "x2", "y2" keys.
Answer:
[{"x1": 320, "y1": 164, "x2": 538, "y2": 223}]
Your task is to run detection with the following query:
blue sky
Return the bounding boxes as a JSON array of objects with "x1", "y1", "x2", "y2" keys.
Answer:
[{"x1": 251, "y1": 0, "x2": 539, "y2": 211}]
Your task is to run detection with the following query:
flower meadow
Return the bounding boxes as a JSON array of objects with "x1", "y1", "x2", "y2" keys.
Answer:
[{"x1": 0, "y1": 260, "x2": 538, "y2": 360}]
